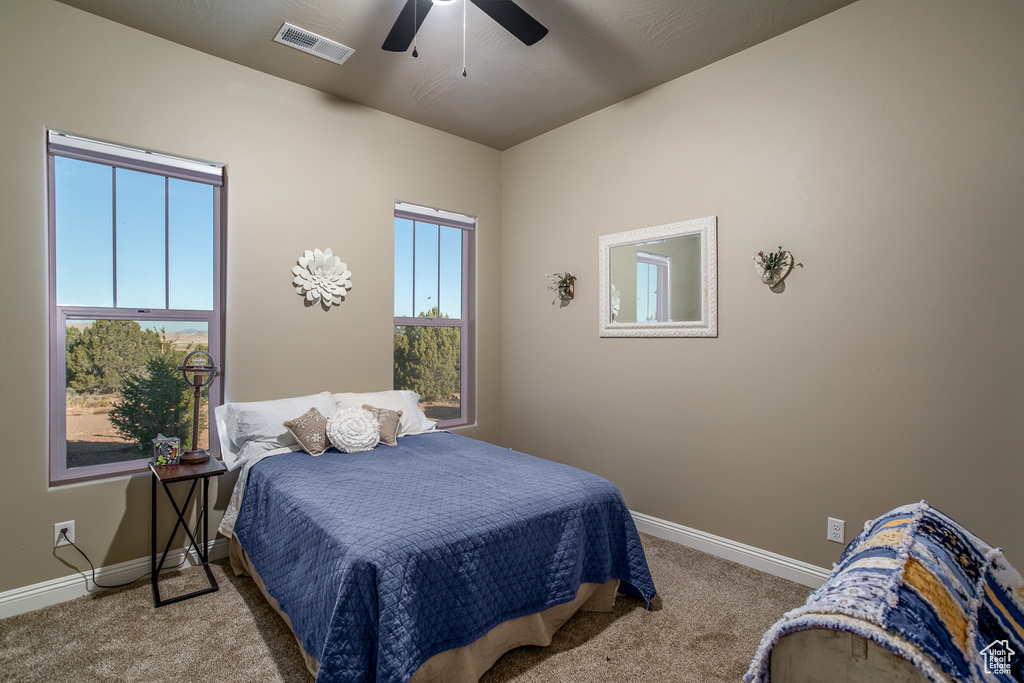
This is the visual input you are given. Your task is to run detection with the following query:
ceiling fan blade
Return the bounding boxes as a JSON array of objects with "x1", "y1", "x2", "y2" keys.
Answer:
[
  {"x1": 469, "y1": 0, "x2": 548, "y2": 46},
  {"x1": 382, "y1": 0, "x2": 434, "y2": 52}
]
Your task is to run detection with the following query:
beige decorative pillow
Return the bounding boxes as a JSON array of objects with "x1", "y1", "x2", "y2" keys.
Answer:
[
  {"x1": 362, "y1": 404, "x2": 402, "y2": 446},
  {"x1": 283, "y1": 407, "x2": 330, "y2": 455}
]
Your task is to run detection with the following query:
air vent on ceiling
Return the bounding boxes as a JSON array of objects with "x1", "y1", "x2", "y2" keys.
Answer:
[{"x1": 273, "y1": 23, "x2": 354, "y2": 66}]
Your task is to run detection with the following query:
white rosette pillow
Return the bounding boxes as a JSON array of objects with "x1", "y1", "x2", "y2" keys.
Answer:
[{"x1": 326, "y1": 406, "x2": 380, "y2": 454}]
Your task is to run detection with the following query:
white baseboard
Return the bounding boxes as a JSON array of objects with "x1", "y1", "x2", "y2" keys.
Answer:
[
  {"x1": 0, "y1": 539, "x2": 229, "y2": 619},
  {"x1": 3, "y1": 515, "x2": 829, "y2": 619},
  {"x1": 631, "y1": 511, "x2": 831, "y2": 589}
]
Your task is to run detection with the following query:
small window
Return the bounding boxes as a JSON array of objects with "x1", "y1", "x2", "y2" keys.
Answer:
[
  {"x1": 393, "y1": 202, "x2": 475, "y2": 428},
  {"x1": 637, "y1": 251, "x2": 670, "y2": 322},
  {"x1": 47, "y1": 132, "x2": 224, "y2": 484}
]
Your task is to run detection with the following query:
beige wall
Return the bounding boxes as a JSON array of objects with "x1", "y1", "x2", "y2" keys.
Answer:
[
  {"x1": 2, "y1": 0, "x2": 1022, "y2": 598},
  {"x1": 501, "y1": 0, "x2": 1024, "y2": 569},
  {"x1": 0, "y1": 0, "x2": 502, "y2": 592}
]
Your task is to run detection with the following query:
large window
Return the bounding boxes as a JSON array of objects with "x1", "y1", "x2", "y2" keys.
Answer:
[
  {"x1": 47, "y1": 132, "x2": 224, "y2": 484},
  {"x1": 393, "y1": 202, "x2": 475, "y2": 428}
]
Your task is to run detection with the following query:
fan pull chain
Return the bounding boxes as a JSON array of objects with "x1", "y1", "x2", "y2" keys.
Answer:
[
  {"x1": 412, "y1": 0, "x2": 419, "y2": 57},
  {"x1": 462, "y1": 0, "x2": 467, "y2": 76}
]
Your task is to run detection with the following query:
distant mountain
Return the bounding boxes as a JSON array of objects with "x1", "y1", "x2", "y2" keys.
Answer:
[
  {"x1": 164, "y1": 331, "x2": 209, "y2": 348},
  {"x1": 66, "y1": 322, "x2": 208, "y2": 347}
]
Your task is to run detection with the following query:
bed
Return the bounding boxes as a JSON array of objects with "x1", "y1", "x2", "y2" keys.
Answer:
[{"x1": 214, "y1": 391, "x2": 657, "y2": 683}]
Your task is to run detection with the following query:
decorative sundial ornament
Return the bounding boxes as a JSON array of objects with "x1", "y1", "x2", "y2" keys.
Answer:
[
  {"x1": 176, "y1": 350, "x2": 218, "y2": 465},
  {"x1": 292, "y1": 248, "x2": 352, "y2": 309}
]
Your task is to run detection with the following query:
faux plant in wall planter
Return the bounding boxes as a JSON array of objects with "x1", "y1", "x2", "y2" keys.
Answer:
[
  {"x1": 292, "y1": 248, "x2": 352, "y2": 309},
  {"x1": 753, "y1": 246, "x2": 798, "y2": 293},
  {"x1": 546, "y1": 272, "x2": 576, "y2": 307}
]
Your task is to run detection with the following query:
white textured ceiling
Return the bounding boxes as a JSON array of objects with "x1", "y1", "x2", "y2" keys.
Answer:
[{"x1": 55, "y1": 0, "x2": 856, "y2": 150}]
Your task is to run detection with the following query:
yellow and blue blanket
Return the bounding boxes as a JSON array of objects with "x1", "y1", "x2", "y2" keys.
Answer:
[{"x1": 746, "y1": 502, "x2": 1023, "y2": 682}]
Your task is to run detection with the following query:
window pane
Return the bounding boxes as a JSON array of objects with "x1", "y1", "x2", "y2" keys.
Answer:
[
  {"x1": 169, "y1": 179, "x2": 214, "y2": 310},
  {"x1": 638, "y1": 264, "x2": 647, "y2": 323},
  {"x1": 54, "y1": 157, "x2": 113, "y2": 307},
  {"x1": 115, "y1": 169, "x2": 166, "y2": 309},
  {"x1": 414, "y1": 222, "x2": 439, "y2": 317},
  {"x1": 438, "y1": 226, "x2": 462, "y2": 319},
  {"x1": 637, "y1": 262, "x2": 653, "y2": 322},
  {"x1": 394, "y1": 218, "x2": 414, "y2": 318},
  {"x1": 64, "y1": 319, "x2": 210, "y2": 469},
  {"x1": 393, "y1": 324, "x2": 461, "y2": 423}
]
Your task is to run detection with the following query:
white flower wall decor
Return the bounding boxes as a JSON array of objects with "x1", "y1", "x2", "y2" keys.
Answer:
[{"x1": 292, "y1": 248, "x2": 352, "y2": 309}]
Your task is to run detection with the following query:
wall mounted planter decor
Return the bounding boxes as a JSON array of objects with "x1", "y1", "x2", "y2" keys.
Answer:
[
  {"x1": 547, "y1": 272, "x2": 576, "y2": 307},
  {"x1": 292, "y1": 248, "x2": 352, "y2": 309},
  {"x1": 753, "y1": 246, "x2": 797, "y2": 293}
]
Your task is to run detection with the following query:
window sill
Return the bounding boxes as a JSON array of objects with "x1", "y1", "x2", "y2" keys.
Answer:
[
  {"x1": 50, "y1": 451, "x2": 222, "y2": 487},
  {"x1": 49, "y1": 460, "x2": 150, "y2": 487}
]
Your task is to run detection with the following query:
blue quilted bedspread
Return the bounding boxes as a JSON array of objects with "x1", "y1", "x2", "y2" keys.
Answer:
[{"x1": 234, "y1": 432, "x2": 656, "y2": 683}]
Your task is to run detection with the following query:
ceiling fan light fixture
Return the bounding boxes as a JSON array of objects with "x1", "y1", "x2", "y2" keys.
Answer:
[{"x1": 382, "y1": 0, "x2": 547, "y2": 54}]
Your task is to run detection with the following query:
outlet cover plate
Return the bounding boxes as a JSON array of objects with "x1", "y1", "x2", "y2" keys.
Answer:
[
  {"x1": 55, "y1": 520, "x2": 75, "y2": 547},
  {"x1": 827, "y1": 517, "x2": 845, "y2": 544}
]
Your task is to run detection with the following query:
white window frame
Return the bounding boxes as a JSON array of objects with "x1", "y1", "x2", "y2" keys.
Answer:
[
  {"x1": 47, "y1": 131, "x2": 225, "y2": 485},
  {"x1": 393, "y1": 202, "x2": 475, "y2": 429}
]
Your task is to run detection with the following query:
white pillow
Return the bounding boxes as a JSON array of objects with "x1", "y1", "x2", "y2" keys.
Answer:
[
  {"x1": 326, "y1": 406, "x2": 380, "y2": 453},
  {"x1": 332, "y1": 390, "x2": 435, "y2": 436},
  {"x1": 216, "y1": 423, "x2": 285, "y2": 472},
  {"x1": 215, "y1": 391, "x2": 337, "y2": 470}
]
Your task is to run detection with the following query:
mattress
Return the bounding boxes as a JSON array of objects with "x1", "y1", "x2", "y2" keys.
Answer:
[
  {"x1": 229, "y1": 536, "x2": 620, "y2": 682},
  {"x1": 231, "y1": 431, "x2": 656, "y2": 682}
]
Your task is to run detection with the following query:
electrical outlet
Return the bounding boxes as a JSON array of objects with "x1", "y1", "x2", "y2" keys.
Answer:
[
  {"x1": 827, "y1": 517, "x2": 845, "y2": 544},
  {"x1": 54, "y1": 520, "x2": 75, "y2": 548}
]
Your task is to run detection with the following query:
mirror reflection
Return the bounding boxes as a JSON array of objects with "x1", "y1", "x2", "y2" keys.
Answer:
[
  {"x1": 598, "y1": 216, "x2": 717, "y2": 338},
  {"x1": 609, "y1": 234, "x2": 701, "y2": 324}
]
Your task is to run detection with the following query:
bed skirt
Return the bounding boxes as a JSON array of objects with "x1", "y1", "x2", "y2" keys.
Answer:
[{"x1": 228, "y1": 535, "x2": 619, "y2": 682}]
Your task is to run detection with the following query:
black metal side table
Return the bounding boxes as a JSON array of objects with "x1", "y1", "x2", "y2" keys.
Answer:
[{"x1": 150, "y1": 457, "x2": 227, "y2": 607}]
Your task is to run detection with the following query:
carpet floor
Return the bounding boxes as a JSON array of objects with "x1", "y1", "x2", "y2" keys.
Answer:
[{"x1": 0, "y1": 533, "x2": 811, "y2": 682}]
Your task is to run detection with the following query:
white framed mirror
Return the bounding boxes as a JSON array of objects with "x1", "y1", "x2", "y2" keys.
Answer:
[{"x1": 599, "y1": 216, "x2": 717, "y2": 337}]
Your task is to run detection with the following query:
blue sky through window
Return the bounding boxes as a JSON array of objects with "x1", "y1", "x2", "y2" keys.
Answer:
[
  {"x1": 55, "y1": 157, "x2": 114, "y2": 307},
  {"x1": 395, "y1": 219, "x2": 463, "y2": 319},
  {"x1": 54, "y1": 157, "x2": 214, "y2": 311},
  {"x1": 438, "y1": 226, "x2": 462, "y2": 319},
  {"x1": 169, "y1": 178, "x2": 214, "y2": 310},
  {"x1": 116, "y1": 168, "x2": 165, "y2": 309},
  {"x1": 414, "y1": 222, "x2": 439, "y2": 316},
  {"x1": 394, "y1": 218, "x2": 414, "y2": 317}
]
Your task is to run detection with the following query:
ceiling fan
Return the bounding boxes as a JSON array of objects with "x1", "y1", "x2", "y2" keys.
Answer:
[{"x1": 382, "y1": 0, "x2": 548, "y2": 53}]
